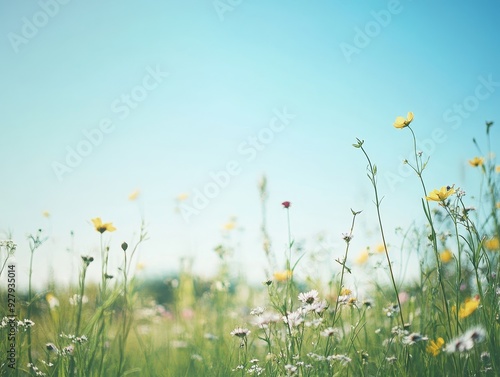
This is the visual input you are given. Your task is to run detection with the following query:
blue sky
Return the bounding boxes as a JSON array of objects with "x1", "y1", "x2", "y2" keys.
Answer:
[{"x1": 1, "y1": 1, "x2": 499, "y2": 289}]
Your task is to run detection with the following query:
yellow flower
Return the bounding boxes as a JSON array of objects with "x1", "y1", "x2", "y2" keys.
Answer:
[
  {"x1": 42, "y1": 211, "x2": 50, "y2": 218},
  {"x1": 393, "y1": 112, "x2": 414, "y2": 129},
  {"x1": 347, "y1": 297, "x2": 357, "y2": 306},
  {"x1": 128, "y1": 189, "x2": 140, "y2": 201},
  {"x1": 468, "y1": 157, "x2": 484, "y2": 167},
  {"x1": 222, "y1": 217, "x2": 237, "y2": 231},
  {"x1": 426, "y1": 337, "x2": 444, "y2": 356},
  {"x1": 440, "y1": 249, "x2": 453, "y2": 263},
  {"x1": 458, "y1": 296, "x2": 480, "y2": 319},
  {"x1": 136, "y1": 262, "x2": 146, "y2": 271},
  {"x1": 484, "y1": 237, "x2": 500, "y2": 251},
  {"x1": 376, "y1": 243, "x2": 385, "y2": 253},
  {"x1": 355, "y1": 249, "x2": 369, "y2": 264},
  {"x1": 176, "y1": 193, "x2": 189, "y2": 201},
  {"x1": 496, "y1": 202, "x2": 500, "y2": 209},
  {"x1": 45, "y1": 293, "x2": 59, "y2": 310},
  {"x1": 273, "y1": 270, "x2": 292, "y2": 282},
  {"x1": 340, "y1": 288, "x2": 352, "y2": 296},
  {"x1": 425, "y1": 186, "x2": 455, "y2": 202},
  {"x1": 91, "y1": 218, "x2": 116, "y2": 234},
  {"x1": 496, "y1": 165, "x2": 500, "y2": 173}
]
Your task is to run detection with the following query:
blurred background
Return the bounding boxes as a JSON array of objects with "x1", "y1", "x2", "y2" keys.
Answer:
[{"x1": 1, "y1": 1, "x2": 499, "y2": 289}]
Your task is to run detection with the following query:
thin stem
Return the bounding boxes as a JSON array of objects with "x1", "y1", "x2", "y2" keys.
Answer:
[
  {"x1": 358, "y1": 142, "x2": 405, "y2": 327},
  {"x1": 407, "y1": 126, "x2": 453, "y2": 337},
  {"x1": 331, "y1": 210, "x2": 359, "y2": 328}
]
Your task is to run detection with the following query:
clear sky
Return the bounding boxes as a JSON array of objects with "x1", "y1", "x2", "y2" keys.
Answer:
[{"x1": 1, "y1": 1, "x2": 499, "y2": 289}]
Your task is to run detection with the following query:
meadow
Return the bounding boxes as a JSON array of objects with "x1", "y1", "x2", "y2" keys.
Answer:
[{"x1": 1, "y1": 113, "x2": 499, "y2": 376}]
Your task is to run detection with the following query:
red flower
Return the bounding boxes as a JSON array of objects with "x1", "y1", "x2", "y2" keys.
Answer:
[{"x1": 282, "y1": 201, "x2": 291, "y2": 208}]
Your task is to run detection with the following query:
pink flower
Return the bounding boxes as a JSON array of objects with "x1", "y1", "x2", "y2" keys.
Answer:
[{"x1": 282, "y1": 201, "x2": 291, "y2": 208}]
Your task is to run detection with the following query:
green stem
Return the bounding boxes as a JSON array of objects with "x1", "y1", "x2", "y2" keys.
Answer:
[
  {"x1": 331, "y1": 210, "x2": 359, "y2": 329},
  {"x1": 358, "y1": 143, "x2": 405, "y2": 327}
]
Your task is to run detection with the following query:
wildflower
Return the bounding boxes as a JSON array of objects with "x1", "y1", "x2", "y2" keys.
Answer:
[
  {"x1": 273, "y1": 270, "x2": 292, "y2": 282},
  {"x1": 496, "y1": 165, "x2": 500, "y2": 173},
  {"x1": 384, "y1": 304, "x2": 400, "y2": 318},
  {"x1": 298, "y1": 289, "x2": 319, "y2": 305},
  {"x1": 284, "y1": 364, "x2": 297, "y2": 374},
  {"x1": 340, "y1": 288, "x2": 351, "y2": 296},
  {"x1": 305, "y1": 318, "x2": 323, "y2": 328},
  {"x1": 402, "y1": 333, "x2": 428, "y2": 345},
  {"x1": 230, "y1": 327, "x2": 251, "y2": 338},
  {"x1": 385, "y1": 356, "x2": 397, "y2": 364},
  {"x1": 248, "y1": 364, "x2": 265, "y2": 375},
  {"x1": 426, "y1": 337, "x2": 445, "y2": 356},
  {"x1": 468, "y1": 157, "x2": 484, "y2": 167},
  {"x1": 306, "y1": 300, "x2": 328, "y2": 314},
  {"x1": 320, "y1": 327, "x2": 340, "y2": 338},
  {"x1": 42, "y1": 211, "x2": 50, "y2": 218},
  {"x1": 440, "y1": 249, "x2": 453, "y2": 263},
  {"x1": 91, "y1": 217, "x2": 116, "y2": 233},
  {"x1": 445, "y1": 326, "x2": 486, "y2": 353},
  {"x1": 46, "y1": 343, "x2": 58, "y2": 353},
  {"x1": 69, "y1": 294, "x2": 88, "y2": 306},
  {"x1": 128, "y1": 189, "x2": 140, "y2": 201},
  {"x1": 393, "y1": 112, "x2": 414, "y2": 129},
  {"x1": 391, "y1": 325, "x2": 409, "y2": 337},
  {"x1": 355, "y1": 249, "x2": 369, "y2": 264},
  {"x1": 458, "y1": 296, "x2": 480, "y2": 319},
  {"x1": 0, "y1": 240, "x2": 16, "y2": 252},
  {"x1": 481, "y1": 352, "x2": 491, "y2": 364},
  {"x1": 282, "y1": 201, "x2": 291, "y2": 208},
  {"x1": 62, "y1": 345, "x2": 74, "y2": 355},
  {"x1": 341, "y1": 232, "x2": 353, "y2": 243},
  {"x1": 250, "y1": 306, "x2": 265, "y2": 316},
  {"x1": 46, "y1": 293, "x2": 59, "y2": 309},
  {"x1": 376, "y1": 243, "x2": 385, "y2": 253},
  {"x1": 496, "y1": 202, "x2": 500, "y2": 209},
  {"x1": 253, "y1": 312, "x2": 281, "y2": 328},
  {"x1": 222, "y1": 217, "x2": 237, "y2": 231},
  {"x1": 247, "y1": 364, "x2": 265, "y2": 375},
  {"x1": 176, "y1": 193, "x2": 189, "y2": 201},
  {"x1": 27, "y1": 363, "x2": 46, "y2": 377},
  {"x1": 283, "y1": 310, "x2": 304, "y2": 327},
  {"x1": 306, "y1": 352, "x2": 324, "y2": 361},
  {"x1": 74, "y1": 335, "x2": 88, "y2": 344},
  {"x1": 347, "y1": 297, "x2": 358, "y2": 306},
  {"x1": 484, "y1": 237, "x2": 500, "y2": 251},
  {"x1": 328, "y1": 354, "x2": 352, "y2": 366},
  {"x1": 425, "y1": 186, "x2": 455, "y2": 202}
]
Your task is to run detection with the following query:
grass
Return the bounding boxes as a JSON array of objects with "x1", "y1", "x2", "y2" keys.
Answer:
[{"x1": 1, "y1": 116, "x2": 499, "y2": 376}]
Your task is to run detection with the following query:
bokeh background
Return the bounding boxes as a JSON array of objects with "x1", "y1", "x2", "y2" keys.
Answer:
[{"x1": 1, "y1": 1, "x2": 499, "y2": 288}]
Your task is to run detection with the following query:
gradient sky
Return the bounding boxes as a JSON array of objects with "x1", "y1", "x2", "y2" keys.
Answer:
[{"x1": 1, "y1": 1, "x2": 499, "y2": 289}]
